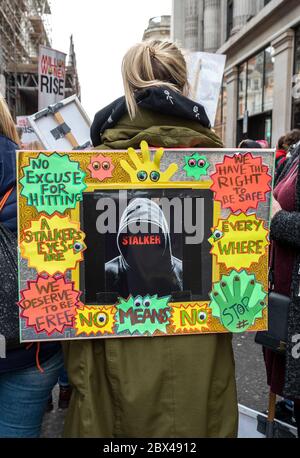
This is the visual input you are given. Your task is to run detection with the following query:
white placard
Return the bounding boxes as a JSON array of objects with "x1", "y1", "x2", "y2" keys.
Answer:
[
  {"x1": 17, "y1": 116, "x2": 39, "y2": 148},
  {"x1": 29, "y1": 95, "x2": 92, "y2": 150},
  {"x1": 187, "y1": 52, "x2": 226, "y2": 127},
  {"x1": 38, "y1": 45, "x2": 67, "y2": 110}
]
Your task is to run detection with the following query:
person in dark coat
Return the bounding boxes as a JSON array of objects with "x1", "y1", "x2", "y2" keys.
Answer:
[
  {"x1": 63, "y1": 40, "x2": 238, "y2": 438},
  {"x1": 265, "y1": 142, "x2": 300, "y2": 436},
  {"x1": 0, "y1": 95, "x2": 63, "y2": 438}
]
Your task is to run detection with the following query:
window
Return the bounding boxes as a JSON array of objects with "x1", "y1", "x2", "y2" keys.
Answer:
[
  {"x1": 238, "y1": 46, "x2": 274, "y2": 119},
  {"x1": 238, "y1": 63, "x2": 247, "y2": 118},
  {"x1": 264, "y1": 46, "x2": 275, "y2": 112},
  {"x1": 247, "y1": 52, "x2": 264, "y2": 116},
  {"x1": 215, "y1": 79, "x2": 227, "y2": 142},
  {"x1": 227, "y1": 0, "x2": 234, "y2": 40}
]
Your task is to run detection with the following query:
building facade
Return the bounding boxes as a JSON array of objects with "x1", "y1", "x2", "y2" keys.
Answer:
[
  {"x1": 0, "y1": 0, "x2": 80, "y2": 118},
  {"x1": 172, "y1": 0, "x2": 300, "y2": 147},
  {"x1": 143, "y1": 16, "x2": 171, "y2": 41}
]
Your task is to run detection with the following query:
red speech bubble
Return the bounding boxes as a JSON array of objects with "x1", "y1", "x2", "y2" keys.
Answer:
[
  {"x1": 210, "y1": 153, "x2": 272, "y2": 213},
  {"x1": 19, "y1": 275, "x2": 82, "y2": 336}
]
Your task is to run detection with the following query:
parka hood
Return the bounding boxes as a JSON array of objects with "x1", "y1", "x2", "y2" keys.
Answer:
[
  {"x1": 117, "y1": 198, "x2": 173, "y2": 273},
  {"x1": 91, "y1": 86, "x2": 211, "y2": 147}
]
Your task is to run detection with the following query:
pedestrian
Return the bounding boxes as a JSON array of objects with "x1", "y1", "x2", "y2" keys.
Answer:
[
  {"x1": 0, "y1": 95, "x2": 64, "y2": 438},
  {"x1": 283, "y1": 129, "x2": 300, "y2": 155},
  {"x1": 238, "y1": 139, "x2": 262, "y2": 149},
  {"x1": 275, "y1": 135, "x2": 288, "y2": 170},
  {"x1": 63, "y1": 40, "x2": 238, "y2": 438},
  {"x1": 256, "y1": 139, "x2": 269, "y2": 149},
  {"x1": 263, "y1": 140, "x2": 300, "y2": 437}
]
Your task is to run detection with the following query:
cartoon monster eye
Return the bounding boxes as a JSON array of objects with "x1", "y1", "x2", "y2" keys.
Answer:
[
  {"x1": 198, "y1": 159, "x2": 206, "y2": 168},
  {"x1": 134, "y1": 296, "x2": 143, "y2": 307},
  {"x1": 96, "y1": 312, "x2": 108, "y2": 328},
  {"x1": 73, "y1": 242, "x2": 84, "y2": 253},
  {"x1": 137, "y1": 171, "x2": 148, "y2": 182},
  {"x1": 150, "y1": 171, "x2": 160, "y2": 182},
  {"x1": 188, "y1": 158, "x2": 197, "y2": 167},
  {"x1": 92, "y1": 161, "x2": 101, "y2": 170},
  {"x1": 198, "y1": 311, "x2": 207, "y2": 322},
  {"x1": 102, "y1": 161, "x2": 110, "y2": 171},
  {"x1": 143, "y1": 298, "x2": 151, "y2": 308},
  {"x1": 212, "y1": 230, "x2": 223, "y2": 241}
]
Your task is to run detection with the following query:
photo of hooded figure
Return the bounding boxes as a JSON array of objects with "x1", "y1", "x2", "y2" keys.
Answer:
[{"x1": 105, "y1": 198, "x2": 183, "y2": 297}]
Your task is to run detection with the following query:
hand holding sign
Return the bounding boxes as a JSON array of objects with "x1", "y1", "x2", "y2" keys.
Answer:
[{"x1": 121, "y1": 141, "x2": 178, "y2": 184}]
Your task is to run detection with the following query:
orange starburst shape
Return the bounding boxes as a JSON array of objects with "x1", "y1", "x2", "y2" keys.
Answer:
[
  {"x1": 210, "y1": 153, "x2": 272, "y2": 213},
  {"x1": 74, "y1": 305, "x2": 116, "y2": 337},
  {"x1": 170, "y1": 302, "x2": 211, "y2": 334},
  {"x1": 19, "y1": 275, "x2": 82, "y2": 336}
]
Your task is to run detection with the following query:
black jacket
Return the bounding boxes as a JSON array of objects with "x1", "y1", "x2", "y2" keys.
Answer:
[
  {"x1": 270, "y1": 144, "x2": 300, "y2": 398},
  {"x1": 0, "y1": 135, "x2": 17, "y2": 233}
]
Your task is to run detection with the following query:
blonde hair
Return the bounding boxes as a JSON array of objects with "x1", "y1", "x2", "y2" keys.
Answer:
[
  {"x1": 122, "y1": 40, "x2": 188, "y2": 119},
  {"x1": 27, "y1": 140, "x2": 44, "y2": 150},
  {"x1": 0, "y1": 95, "x2": 20, "y2": 145}
]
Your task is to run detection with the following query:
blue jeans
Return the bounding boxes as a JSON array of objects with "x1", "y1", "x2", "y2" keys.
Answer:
[
  {"x1": 58, "y1": 366, "x2": 69, "y2": 387},
  {"x1": 0, "y1": 350, "x2": 63, "y2": 438}
]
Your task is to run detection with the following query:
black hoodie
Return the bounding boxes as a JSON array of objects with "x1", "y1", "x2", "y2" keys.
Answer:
[
  {"x1": 105, "y1": 198, "x2": 183, "y2": 297},
  {"x1": 91, "y1": 86, "x2": 211, "y2": 147}
]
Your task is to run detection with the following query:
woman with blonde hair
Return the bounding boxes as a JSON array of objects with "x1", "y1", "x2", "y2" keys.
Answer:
[
  {"x1": 0, "y1": 95, "x2": 63, "y2": 437},
  {"x1": 64, "y1": 40, "x2": 238, "y2": 438}
]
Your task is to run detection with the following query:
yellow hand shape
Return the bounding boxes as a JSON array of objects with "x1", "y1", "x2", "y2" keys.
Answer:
[{"x1": 120, "y1": 141, "x2": 178, "y2": 184}]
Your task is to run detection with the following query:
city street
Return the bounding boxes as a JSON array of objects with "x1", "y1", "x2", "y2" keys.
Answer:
[
  {"x1": 2, "y1": 0, "x2": 300, "y2": 442},
  {"x1": 41, "y1": 333, "x2": 269, "y2": 438}
]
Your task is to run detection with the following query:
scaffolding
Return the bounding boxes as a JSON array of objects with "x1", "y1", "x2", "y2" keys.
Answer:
[
  {"x1": 0, "y1": 0, "x2": 51, "y2": 67},
  {"x1": 0, "y1": 0, "x2": 80, "y2": 118}
]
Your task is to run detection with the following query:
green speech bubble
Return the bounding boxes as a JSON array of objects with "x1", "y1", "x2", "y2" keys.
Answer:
[
  {"x1": 209, "y1": 270, "x2": 267, "y2": 333},
  {"x1": 115, "y1": 295, "x2": 171, "y2": 336},
  {"x1": 20, "y1": 153, "x2": 87, "y2": 215}
]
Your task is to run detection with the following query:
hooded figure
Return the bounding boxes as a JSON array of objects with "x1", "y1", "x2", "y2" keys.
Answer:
[{"x1": 105, "y1": 198, "x2": 183, "y2": 297}]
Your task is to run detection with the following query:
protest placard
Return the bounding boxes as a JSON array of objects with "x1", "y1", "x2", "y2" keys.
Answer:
[
  {"x1": 16, "y1": 116, "x2": 39, "y2": 148},
  {"x1": 187, "y1": 52, "x2": 226, "y2": 127},
  {"x1": 38, "y1": 45, "x2": 66, "y2": 110},
  {"x1": 29, "y1": 95, "x2": 91, "y2": 150},
  {"x1": 17, "y1": 144, "x2": 275, "y2": 342}
]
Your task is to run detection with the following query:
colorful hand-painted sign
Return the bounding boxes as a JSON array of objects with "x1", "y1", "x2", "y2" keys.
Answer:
[
  {"x1": 20, "y1": 214, "x2": 86, "y2": 275},
  {"x1": 20, "y1": 152, "x2": 87, "y2": 214},
  {"x1": 183, "y1": 153, "x2": 210, "y2": 180},
  {"x1": 19, "y1": 275, "x2": 82, "y2": 336},
  {"x1": 17, "y1": 145, "x2": 274, "y2": 342},
  {"x1": 209, "y1": 213, "x2": 269, "y2": 269},
  {"x1": 210, "y1": 153, "x2": 272, "y2": 213}
]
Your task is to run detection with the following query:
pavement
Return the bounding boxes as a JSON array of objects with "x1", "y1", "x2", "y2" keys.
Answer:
[{"x1": 41, "y1": 333, "x2": 270, "y2": 438}]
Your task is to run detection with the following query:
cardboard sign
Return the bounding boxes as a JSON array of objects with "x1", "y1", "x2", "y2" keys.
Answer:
[
  {"x1": 38, "y1": 45, "x2": 66, "y2": 110},
  {"x1": 29, "y1": 95, "x2": 92, "y2": 151},
  {"x1": 17, "y1": 146, "x2": 275, "y2": 342},
  {"x1": 16, "y1": 116, "x2": 39, "y2": 148},
  {"x1": 187, "y1": 52, "x2": 226, "y2": 127}
]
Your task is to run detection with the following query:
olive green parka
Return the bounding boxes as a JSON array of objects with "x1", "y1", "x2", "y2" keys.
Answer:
[{"x1": 63, "y1": 108, "x2": 238, "y2": 438}]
